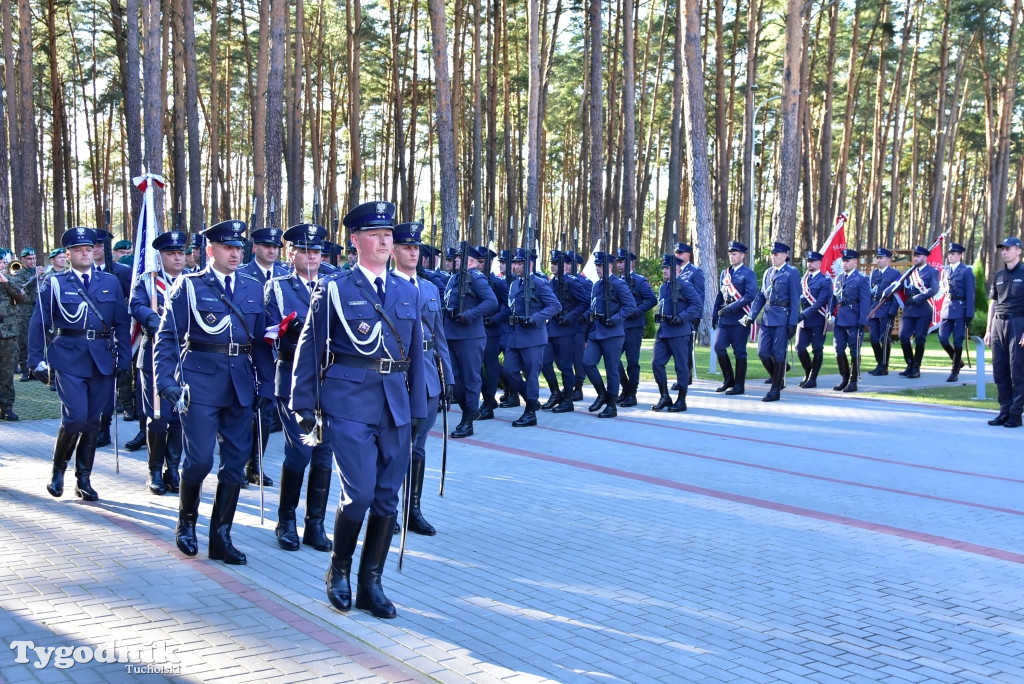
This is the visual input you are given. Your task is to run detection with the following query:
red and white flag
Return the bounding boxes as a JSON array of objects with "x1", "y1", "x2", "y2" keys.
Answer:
[
  {"x1": 819, "y1": 213, "x2": 848, "y2": 279},
  {"x1": 129, "y1": 172, "x2": 166, "y2": 349},
  {"x1": 927, "y1": 235, "x2": 947, "y2": 332}
]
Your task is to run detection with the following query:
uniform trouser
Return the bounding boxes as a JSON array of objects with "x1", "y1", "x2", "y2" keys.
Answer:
[
  {"x1": 412, "y1": 394, "x2": 440, "y2": 463},
  {"x1": 251, "y1": 398, "x2": 276, "y2": 459},
  {"x1": 938, "y1": 318, "x2": 967, "y2": 349},
  {"x1": 584, "y1": 335, "x2": 625, "y2": 397},
  {"x1": 325, "y1": 411, "x2": 410, "y2": 521},
  {"x1": 834, "y1": 325, "x2": 861, "y2": 355},
  {"x1": 992, "y1": 316, "x2": 1024, "y2": 417},
  {"x1": 56, "y1": 367, "x2": 112, "y2": 434},
  {"x1": 542, "y1": 334, "x2": 576, "y2": 391},
  {"x1": 16, "y1": 310, "x2": 30, "y2": 370},
  {"x1": 868, "y1": 315, "x2": 895, "y2": 344},
  {"x1": 449, "y1": 337, "x2": 486, "y2": 413},
  {"x1": 573, "y1": 330, "x2": 587, "y2": 382},
  {"x1": 899, "y1": 314, "x2": 931, "y2": 345},
  {"x1": 796, "y1": 323, "x2": 826, "y2": 356},
  {"x1": 180, "y1": 401, "x2": 254, "y2": 486},
  {"x1": 757, "y1": 325, "x2": 788, "y2": 363},
  {"x1": 503, "y1": 344, "x2": 545, "y2": 404},
  {"x1": 0, "y1": 336, "x2": 17, "y2": 405},
  {"x1": 652, "y1": 335, "x2": 690, "y2": 389},
  {"x1": 278, "y1": 398, "x2": 333, "y2": 472},
  {"x1": 617, "y1": 326, "x2": 644, "y2": 391},
  {"x1": 713, "y1": 324, "x2": 749, "y2": 359},
  {"x1": 481, "y1": 334, "x2": 503, "y2": 405}
]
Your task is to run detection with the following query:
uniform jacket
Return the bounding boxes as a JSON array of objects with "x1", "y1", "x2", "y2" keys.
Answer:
[
  {"x1": 547, "y1": 271, "x2": 589, "y2": 337},
  {"x1": 290, "y1": 268, "x2": 426, "y2": 426},
  {"x1": 506, "y1": 274, "x2": 562, "y2": 348},
  {"x1": 572, "y1": 273, "x2": 593, "y2": 334},
  {"x1": 656, "y1": 278, "x2": 702, "y2": 339},
  {"x1": 941, "y1": 263, "x2": 976, "y2": 321},
  {"x1": 900, "y1": 264, "x2": 940, "y2": 318},
  {"x1": 412, "y1": 276, "x2": 452, "y2": 399},
  {"x1": 130, "y1": 272, "x2": 180, "y2": 374},
  {"x1": 589, "y1": 275, "x2": 637, "y2": 340},
  {"x1": 990, "y1": 262, "x2": 1024, "y2": 317},
  {"x1": 800, "y1": 270, "x2": 832, "y2": 329},
  {"x1": 713, "y1": 265, "x2": 757, "y2": 327},
  {"x1": 749, "y1": 264, "x2": 801, "y2": 327},
  {"x1": 484, "y1": 272, "x2": 511, "y2": 337},
  {"x1": 241, "y1": 259, "x2": 290, "y2": 286},
  {"x1": 832, "y1": 269, "x2": 871, "y2": 328},
  {"x1": 0, "y1": 277, "x2": 24, "y2": 337},
  {"x1": 442, "y1": 269, "x2": 498, "y2": 340},
  {"x1": 96, "y1": 260, "x2": 132, "y2": 298},
  {"x1": 679, "y1": 262, "x2": 706, "y2": 323},
  {"x1": 28, "y1": 269, "x2": 131, "y2": 374},
  {"x1": 618, "y1": 272, "x2": 657, "y2": 330},
  {"x1": 266, "y1": 272, "x2": 321, "y2": 400},
  {"x1": 154, "y1": 267, "x2": 275, "y2": 408},
  {"x1": 869, "y1": 267, "x2": 902, "y2": 319}
]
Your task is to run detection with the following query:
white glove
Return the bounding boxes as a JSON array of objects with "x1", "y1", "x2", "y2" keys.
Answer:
[
  {"x1": 740, "y1": 314, "x2": 752, "y2": 327},
  {"x1": 34, "y1": 361, "x2": 48, "y2": 372}
]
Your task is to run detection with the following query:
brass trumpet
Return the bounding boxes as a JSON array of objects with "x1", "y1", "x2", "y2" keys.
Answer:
[{"x1": 8, "y1": 259, "x2": 22, "y2": 272}]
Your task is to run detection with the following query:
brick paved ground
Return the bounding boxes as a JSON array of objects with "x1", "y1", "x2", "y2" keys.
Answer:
[{"x1": 1, "y1": 370, "x2": 1021, "y2": 683}]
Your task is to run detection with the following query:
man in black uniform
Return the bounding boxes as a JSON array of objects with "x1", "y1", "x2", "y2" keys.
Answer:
[{"x1": 985, "y1": 236, "x2": 1024, "y2": 428}]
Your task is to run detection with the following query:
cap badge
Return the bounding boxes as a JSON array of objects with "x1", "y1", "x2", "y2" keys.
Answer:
[
  {"x1": 376, "y1": 202, "x2": 387, "y2": 215},
  {"x1": 233, "y1": 221, "x2": 242, "y2": 231}
]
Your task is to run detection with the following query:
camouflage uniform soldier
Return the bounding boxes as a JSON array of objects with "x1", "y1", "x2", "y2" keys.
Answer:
[
  {"x1": 0, "y1": 250, "x2": 25, "y2": 419},
  {"x1": 10, "y1": 247, "x2": 40, "y2": 382}
]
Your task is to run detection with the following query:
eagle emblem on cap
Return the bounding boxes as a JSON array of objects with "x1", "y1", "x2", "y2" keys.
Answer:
[
  {"x1": 77, "y1": 227, "x2": 85, "y2": 235},
  {"x1": 233, "y1": 221, "x2": 242, "y2": 231},
  {"x1": 376, "y1": 202, "x2": 387, "y2": 215},
  {"x1": 307, "y1": 226, "x2": 316, "y2": 238}
]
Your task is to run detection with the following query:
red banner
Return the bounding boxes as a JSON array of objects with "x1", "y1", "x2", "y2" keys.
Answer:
[{"x1": 819, "y1": 214, "x2": 848, "y2": 279}]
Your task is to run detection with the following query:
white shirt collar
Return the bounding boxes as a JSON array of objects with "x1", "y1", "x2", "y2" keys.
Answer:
[
  {"x1": 72, "y1": 267, "x2": 93, "y2": 284},
  {"x1": 357, "y1": 262, "x2": 387, "y2": 292}
]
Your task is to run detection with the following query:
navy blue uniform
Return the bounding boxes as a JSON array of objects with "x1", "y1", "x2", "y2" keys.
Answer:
[
  {"x1": 749, "y1": 264, "x2": 801, "y2": 363},
  {"x1": 503, "y1": 274, "x2": 561, "y2": 407},
  {"x1": 400, "y1": 273, "x2": 451, "y2": 461},
  {"x1": 713, "y1": 265, "x2": 757, "y2": 359},
  {"x1": 481, "y1": 272, "x2": 510, "y2": 411},
  {"x1": 585, "y1": 276, "x2": 637, "y2": 406},
  {"x1": 241, "y1": 259, "x2": 289, "y2": 285},
  {"x1": 989, "y1": 262, "x2": 1024, "y2": 422},
  {"x1": 616, "y1": 272, "x2": 657, "y2": 399},
  {"x1": 867, "y1": 266, "x2": 902, "y2": 371},
  {"x1": 832, "y1": 270, "x2": 870, "y2": 354},
  {"x1": 797, "y1": 270, "x2": 831, "y2": 356},
  {"x1": 442, "y1": 270, "x2": 498, "y2": 416},
  {"x1": 96, "y1": 260, "x2": 133, "y2": 298},
  {"x1": 898, "y1": 264, "x2": 940, "y2": 373},
  {"x1": 938, "y1": 263, "x2": 976, "y2": 349},
  {"x1": 572, "y1": 272, "x2": 593, "y2": 390},
  {"x1": 652, "y1": 278, "x2": 701, "y2": 392},
  {"x1": 543, "y1": 272, "x2": 588, "y2": 399},
  {"x1": 679, "y1": 261, "x2": 706, "y2": 378},
  {"x1": 131, "y1": 273, "x2": 182, "y2": 431}
]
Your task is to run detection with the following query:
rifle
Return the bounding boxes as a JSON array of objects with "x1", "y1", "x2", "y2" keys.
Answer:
[
  {"x1": 523, "y1": 214, "x2": 535, "y2": 320},
  {"x1": 197, "y1": 228, "x2": 207, "y2": 270},
  {"x1": 486, "y1": 219, "x2": 495, "y2": 276},
  {"x1": 602, "y1": 222, "x2": 612, "y2": 325},
  {"x1": 624, "y1": 219, "x2": 637, "y2": 301},
  {"x1": 312, "y1": 188, "x2": 321, "y2": 225},
  {"x1": 245, "y1": 197, "x2": 256, "y2": 264},
  {"x1": 453, "y1": 239, "x2": 470, "y2": 319},
  {"x1": 866, "y1": 229, "x2": 949, "y2": 319},
  {"x1": 668, "y1": 223, "x2": 679, "y2": 319},
  {"x1": 506, "y1": 216, "x2": 515, "y2": 290},
  {"x1": 430, "y1": 217, "x2": 438, "y2": 270},
  {"x1": 330, "y1": 206, "x2": 340, "y2": 267},
  {"x1": 571, "y1": 229, "x2": 579, "y2": 276}
]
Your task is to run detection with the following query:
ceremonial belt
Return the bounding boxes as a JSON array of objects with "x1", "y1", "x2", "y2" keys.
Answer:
[
  {"x1": 185, "y1": 341, "x2": 252, "y2": 356},
  {"x1": 326, "y1": 352, "x2": 411, "y2": 374},
  {"x1": 909, "y1": 266, "x2": 928, "y2": 294},
  {"x1": 423, "y1": 339, "x2": 434, "y2": 351},
  {"x1": 994, "y1": 313, "x2": 1023, "y2": 320},
  {"x1": 55, "y1": 327, "x2": 110, "y2": 340}
]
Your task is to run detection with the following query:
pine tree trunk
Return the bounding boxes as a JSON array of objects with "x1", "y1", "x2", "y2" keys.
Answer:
[
  {"x1": 771, "y1": 0, "x2": 803, "y2": 248},
  {"x1": 266, "y1": 0, "x2": 285, "y2": 225},
  {"x1": 142, "y1": 0, "x2": 164, "y2": 230},
  {"x1": 428, "y1": 0, "x2": 459, "y2": 248}
]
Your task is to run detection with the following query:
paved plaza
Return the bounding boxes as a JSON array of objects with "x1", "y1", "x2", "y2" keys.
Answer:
[{"x1": 1, "y1": 368, "x2": 1022, "y2": 683}]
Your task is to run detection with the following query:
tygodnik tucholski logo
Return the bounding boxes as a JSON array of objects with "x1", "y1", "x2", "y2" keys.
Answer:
[{"x1": 10, "y1": 639, "x2": 181, "y2": 674}]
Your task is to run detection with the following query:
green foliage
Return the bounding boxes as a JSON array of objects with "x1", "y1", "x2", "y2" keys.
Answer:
[{"x1": 971, "y1": 256, "x2": 987, "y2": 337}]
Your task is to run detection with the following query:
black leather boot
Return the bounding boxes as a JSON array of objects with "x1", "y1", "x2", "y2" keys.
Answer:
[
  {"x1": 571, "y1": 380, "x2": 584, "y2": 401},
  {"x1": 651, "y1": 382, "x2": 671, "y2": 411},
  {"x1": 540, "y1": 390, "x2": 562, "y2": 410},
  {"x1": 176, "y1": 480, "x2": 202, "y2": 557},
  {"x1": 899, "y1": 341, "x2": 915, "y2": 376},
  {"x1": 498, "y1": 391, "x2": 521, "y2": 408},
  {"x1": 598, "y1": 396, "x2": 617, "y2": 418},
  {"x1": 356, "y1": 513, "x2": 399, "y2": 619},
  {"x1": 96, "y1": 415, "x2": 112, "y2": 448},
  {"x1": 833, "y1": 353, "x2": 850, "y2": 391},
  {"x1": 407, "y1": 459, "x2": 436, "y2": 536},
  {"x1": 947, "y1": 348, "x2": 963, "y2": 382},
  {"x1": 552, "y1": 387, "x2": 575, "y2": 413},
  {"x1": 867, "y1": 342, "x2": 886, "y2": 375},
  {"x1": 326, "y1": 510, "x2": 363, "y2": 611},
  {"x1": 208, "y1": 482, "x2": 246, "y2": 565},
  {"x1": 618, "y1": 377, "x2": 637, "y2": 407},
  {"x1": 126, "y1": 415, "x2": 147, "y2": 452},
  {"x1": 588, "y1": 385, "x2": 608, "y2": 412},
  {"x1": 668, "y1": 389, "x2": 687, "y2": 412},
  {"x1": 46, "y1": 427, "x2": 80, "y2": 497},
  {"x1": 909, "y1": 343, "x2": 925, "y2": 378},
  {"x1": 763, "y1": 357, "x2": 775, "y2": 384},
  {"x1": 244, "y1": 417, "x2": 273, "y2": 487},
  {"x1": 451, "y1": 408, "x2": 476, "y2": 438},
  {"x1": 512, "y1": 399, "x2": 539, "y2": 427},
  {"x1": 797, "y1": 349, "x2": 812, "y2": 387},
  {"x1": 476, "y1": 398, "x2": 495, "y2": 420},
  {"x1": 164, "y1": 424, "x2": 182, "y2": 493},
  {"x1": 762, "y1": 360, "x2": 784, "y2": 402},
  {"x1": 73, "y1": 432, "x2": 99, "y2": 501},
  {"x1": 843, "y1": 354, "x2": 859, "y2": 393},
  {"x1": 276, "y1": 467, "x2": 304, "y2": 551},
  {"x1": 715, "y1": 355, "x2": 735, "y2": 392},
  {"x1": 805, "y1": 352, "x2": 823, "y2": 388},
  {"x1": 302, "y1": 466, "x2": 334, "y2": 551},
  {"x1": 725, "y1": 359, "x2": 746, "y2": 395},
  {"x1": 0, "y1": 404, "x2": 19, "y2": 421},
  {"x1": 146, "y1": 429, "x2": 168, "y2": 495}
]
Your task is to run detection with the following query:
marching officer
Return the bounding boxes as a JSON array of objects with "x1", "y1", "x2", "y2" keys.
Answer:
[
  {"x1": 984, "y1": 236, "x2": 1024, "y2": 428},
  {"x1": 502, "y1": 248, "x2": 561, "y2": 427},
  {"x1": 745, "y1": 242, "x2": 801, "y2": 402},
  {"x1": 938, "y1": 243, "x2": 976, "y2": 382},
  {"x1": 897, "y1": 245, "x2": 940, "y2": 378},
  {"x1": 672, "y1": 243, "x2": 706, "y2": 388},
  {"x1": 541, "y1": 250, "x2": 588, "y2": 412},
  {"x1": 392, "y1": 222, "x2": 453, "y2": 534},
  {"x1": 613, "y1": 249, "x2": 656, "y2": 407},
  {"x1": 713, "y1": 241, "x2": 757, "y2": 395},
  {"x1": 31, "y1": 227, "x2": 132, "y2": 501},
  {"x1": 831, "y1": 249, "x2": 871, "y2": 392},
  {"x1": 154, "y1": 220, "x2": 275, "y2": 565},
  {"x1": 478, "y1": 248, "x2": 510, "y2": 420},
  {"x1": 241, "y1": 226, "x2": 287, "y2": 487},
  {"x1": 130, "y1": 230, "x2": 188, "y2": 496},
  {"x1": 585, "y1": 252, "x2": 637, "y2": 418},
  {"x1": 443, "y1": 244, "x2": 498, "y2": 438},
  {"x1": 796, "y1": 251, "x2": 832, "y2": 388},
  {"x1": 651, "y1": 254, "x2": 702, "y2": 411},
  {"x1": 290, "y1": 201, "x2": 427, "y2": 620},
  {"x1": 0, "y1": 250, "x2": 25, "y2": 420},
  {"x1": 567, "y1": 250, "x2": 591, "y2": 401},
  {"x1": 867, "y1": 248, "x2": 901, "y2": 375},
  {"x1": 11, "y1": 246, "x2": 41, "y2": 383},
  {"x1": 266, "y1": 223, "x2": 334, "y2": 552}
]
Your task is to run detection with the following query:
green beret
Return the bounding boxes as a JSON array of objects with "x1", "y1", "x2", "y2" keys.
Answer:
[
  {"x1": 118, "y1": 254, "x2": 134, "y2": 265},
  {"x1": 113, "y1": 239, "x2": 133, "y2": 251},
  {"x1": 48, "y1": 247, "x2": 66, "y2": 258},
  {"x1": 20, "y1": 247, "x2": 35, "y2": 257}
]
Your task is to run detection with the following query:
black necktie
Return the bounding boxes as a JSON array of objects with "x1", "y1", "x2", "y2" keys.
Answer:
[
  {"x1": 265, "y1": 269, "x2": 271, "y2": 281},
  {"x1": 225, "y1": 275, "x2": 233, "y2": 299},
  {"x1": 308, "y1": 281, "x2": 314, "y2": 290},
  {"x1": 375, "y1": 277, "x2": 385, "y2": 302},
  {"x1": 83, "y1": 273, "x2": 90, "y2": 289},
  {"x1": 410, "y1": 277, "x2": 416, "y2": 288}
]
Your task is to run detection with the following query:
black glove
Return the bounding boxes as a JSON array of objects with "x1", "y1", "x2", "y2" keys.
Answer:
[
  {"x1": 521, "y1": 316, "x2": 537, "y2": 328},
  {"x1": 668, "y1": 316, "x2": 683, "y2": 326},
  {"x1": 253, "y1": 396, "x2": 272, "y2": 411},
  {"x1": 296, "y1": 409, "x2": 317, "y2": 434},
  {"x1": 144, "y1": 313, "x2": 161, "y2": 337},
  {"x1": 788, "y1": 324, "x2": 797, "y2": 339},
  {"x1": 455, "y1": 313, "x2": 468, "y2": 325},
  {"x1": 599, "y1": 317, "x2": 616, "y2": 328},
  {"x1": 31, "y1": 368, "x2": 50, "y2": 385},
  {"x1": 445, "y1": 384, "x2": 454, "y2": 404},
  {"x1": 160, "y1": 385, "x2": 183, "y2": 405},
  {"x1": 483, "y1": 316, "x2": 494, "y2": 326},
  {"x1": 718, "y1": 306, "x2": 731, "y2": 319},
  {"x1": 626, "y1": 310, "x2": 641, "y2": 320}
]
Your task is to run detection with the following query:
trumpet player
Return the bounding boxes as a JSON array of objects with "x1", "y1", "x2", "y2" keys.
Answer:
[
  {"x1": 10, "y1": 247, "x2": 44, "y2": 383},
  {"x1": 0, "y1": 249, "x2": 25, "y2": 420}
]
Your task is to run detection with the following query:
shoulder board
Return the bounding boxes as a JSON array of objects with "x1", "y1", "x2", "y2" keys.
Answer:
[{"x1": 237, "y1": 272, "x2": 261, "y2": 284}]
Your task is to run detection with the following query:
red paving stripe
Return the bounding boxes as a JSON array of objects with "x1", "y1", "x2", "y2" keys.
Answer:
[
  {"x1": 86, "y1": 503, "x2": 423, "y2": 683},
  {"x1": 436, "y1": 432, "x2": 1024, "y2": 566}
]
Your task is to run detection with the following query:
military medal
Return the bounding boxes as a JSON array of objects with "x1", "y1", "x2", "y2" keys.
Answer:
[
  {"x1": 357, "y1": 321, "x2": 371, "y2": 335},
  {"x1": 205, "y1": 312, "x2": 218, "y2": 325}
]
